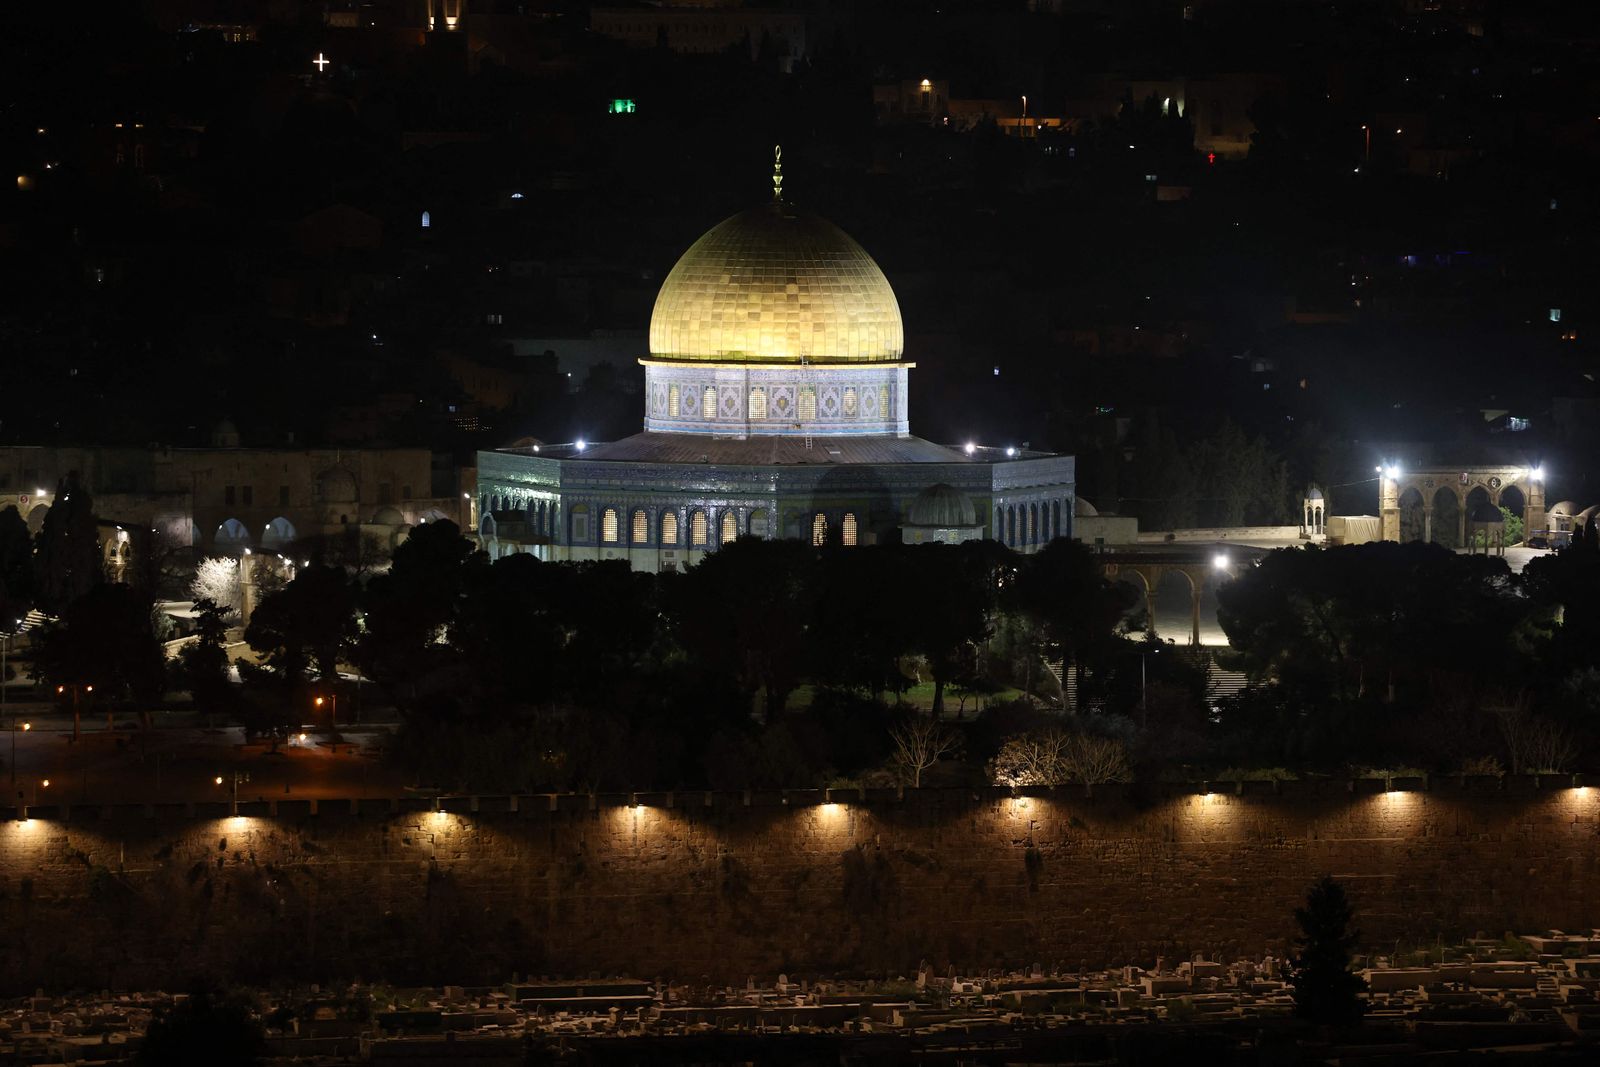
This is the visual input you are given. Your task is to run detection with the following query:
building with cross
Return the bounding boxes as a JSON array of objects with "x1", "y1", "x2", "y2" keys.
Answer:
[{"x1": 474, "y1": 154, "x2": 1075, "y2": 568}]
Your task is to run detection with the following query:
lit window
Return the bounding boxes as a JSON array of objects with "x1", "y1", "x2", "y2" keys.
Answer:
[
  {"x1": 812, "y1": 513, "x2": 828, "y2": 546},
  {"x1": 703, "y1": 386, "x2": 717, "y2": 420},
  {"x1": 601, "y1": 508, "x2": 619, "y2": 543},
  {"x1": 421, "y1": 211, "x2": 431, "y2": 229},
  {"x1": 632, "y1": 509, "x2": 648, "y2": 543},
  {"x1": 843, "y1": 388, "x2": 858, "y2": 418},
  {"x1": 668, "y1": 384, "x2": 680, "y2": 417},
  {"x1": 662, "y1": 510, "x2": 679, "y2": 545},
  {"x1": 748, "y1": 387, "x2": 767, "y2": 420},
  {"x1": 721, "y1": 510, "x2": 737, "y2": 542},
  {"x1": 691, "y1": 510, "x2": 708, "y2": 546},
  {"x1": 843, "y1": 513, "x2": 858, "y2": 546},
  {"x1": 1550, "y1": 308, "x2": 1562, "y2": 323},
  {"x1": 798, "y1": 388, "x2": 816, "y2": 421},
  {"x1": 881, "y1": 387, "x2": 893, "y2": 421}
]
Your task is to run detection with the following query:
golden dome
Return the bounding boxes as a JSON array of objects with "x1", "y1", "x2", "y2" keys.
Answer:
[{"x1": 648, "y1": 203, "x2": 904, "y2": 364}]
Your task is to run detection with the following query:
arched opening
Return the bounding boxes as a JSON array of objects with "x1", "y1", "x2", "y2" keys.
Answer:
[
  {"x1": 569, "y1": 503, "x2": 590, "y2": 543},
  {"x1": 1398, "y1": 487, "x2": 1426, "y2": 543},
  {"x1": 1428, "y1": 487, "x2": 1461, "y2": 548},
  {"x1": 1027, "y1": 503, "x2": 1038, "y2": 545},
  {"x1": 749, "y1": 509, "x2": 769, "y2": 538},
  {"x1": 25, "y1": 504, "x2": 49, "y2": 534},
  {"x1": 747, "y1": 387, "x2": 767, "y2": 421},
  {"x1": 811, "y1": 512, "x2": 828, "y2": 546},
  {"x1": 1498, "y1": 483, "x2": 1525, "y2": 517},
  {"x1": 994, "y1": 506, "x2": 1003, "y2": 542},
  {"x1": 1152, "y1": 569, "x2": 1201, "y2": 645},
  {"x1": 1116, "y1": 572, "x2": 1152, "y2": 634},
  {"x1": 1457, "y1": 487, "x2": 1492, "y2": 550},
  {"x1": 661, "y1": 510, "x2": 679, "y2": 545},
  {"x1": 842, "y1": 512, "x2": 858, "y2": 546},
  {"x1": 1052, "y1": 500, "x2": 1062, "y2": 541},
  {"x1": 215, "y1": 518, "x2": 251, "y2": 553},
  {"x1": 690, "y1": 509, "x2": 708, "y2": 546},
  {"x1": 720, "y1": 510, "x2": 738, "y2": 544},
  {"x1": 631, "y1": 509, "x2": 649, "y2": 545},
  {"x1": 702, "y1": 386, "x2": 717, "y2": 421},
  {"x1": 261, "y1": 516, "x2": 297, "y2": 549},
  {"x1": 1006, "y1": 506, "x2": 1017, "y2": 546},
  {"x1": 600, "y1": 507, "x2": 620, "y2": 544}
]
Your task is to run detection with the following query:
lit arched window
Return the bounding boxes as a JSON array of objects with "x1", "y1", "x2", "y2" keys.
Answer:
[
  {"x1": 420, "y1": 210, "x2": 431, "y2": 229},
  {"x1": 691, "y1": 509, "x2": 708, "y2": 546},
  {"x1": 798, "y1": 388, "x2": 816, "y2": 421},
  {"x1": 881, "y1": 386, "x2": 894, "y2": 421},
  {"x1": 601, "y1": 508, "x2": 620, "y2": 543},
  {"x1": 667, "y1": 384, "x2": 680, "y2": 417},
  {"x1": 748, "y1": 387, "x2": 767, "y2": 420},
  {"x1": 631, "y1": 509, "x2": 648, "y2": 544},
  {"x1": 843, "y1": 387, "x2": 858, "y2": 418},
  {"x1": 661, "y1": 510, "x2": 679, "y2": 545},
  {"x1": 842, "y1": 512, "x2": 858, "y2": 546},
  {"x1": 720, "y1": 510, "x2": 738, "y2": 542},
  {"x1": 702, "y1": 386, "x2": 717, "y2": 420},
  {"x1": 812, "y1": 513, "x2": 828, "y2": 546}
]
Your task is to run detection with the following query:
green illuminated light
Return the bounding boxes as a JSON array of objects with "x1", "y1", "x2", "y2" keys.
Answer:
[{"x1": 608, "y1": 99, "x2": 637, "y2": 115}]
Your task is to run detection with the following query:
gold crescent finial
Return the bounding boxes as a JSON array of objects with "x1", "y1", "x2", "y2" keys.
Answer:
[{"x1": 772, "y1": 144, "x2": 784, "y2": 202}]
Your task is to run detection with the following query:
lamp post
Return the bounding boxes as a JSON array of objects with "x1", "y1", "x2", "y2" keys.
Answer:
[
  {"x1": 56, "y1": 683, "x2": 94, "y2": 743},
  {"x1": 10, "y1": 721, "x2": 28, "y2": 788},
  {"x1": 215, "y1": 771, "x2": 250, "y2": 816},
  {"x1": 314, "y1": 693, "x2": 337, "y2": 730}
]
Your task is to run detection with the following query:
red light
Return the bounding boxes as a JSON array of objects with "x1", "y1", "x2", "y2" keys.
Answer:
[{"x1": 1207, "y1": 152, "x2": 1216, "y2": 165}]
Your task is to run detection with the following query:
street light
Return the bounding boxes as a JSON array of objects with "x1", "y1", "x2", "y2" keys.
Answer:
[
  {"x1": 215, "y1": 770, "x2": 250, "y2": 816},
  {"x1": 314, "y1": 693, "x2": 338, "y2": 730},
  {"x1": 55, "y1": 683, "x2": 94, "y2": 743},
  {"x1": 10, "y1": 721, "x2": 28, "y2": 788}
]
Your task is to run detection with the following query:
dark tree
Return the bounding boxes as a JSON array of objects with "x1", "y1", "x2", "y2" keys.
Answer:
[
  {"x1": 244, "y1": 564, "x2": 356, "y2": 684},
  {"x1": 176, "y1": 598, "x2": 235, "y2": 717},
  {"x1": 0, "y1": 505, "x2": 34, "y2": 625},
  {"x1": 135, "y1": 984, "x2": 265, "y2": 1067},
  {"x1": 676, "y1": 539, "x2": 815, "y2": 718},
  {"x1": 358, "y1": 519, "x2": 476, "y2": 707},
  {"x1": 34, "y1": 583, "x2": 166, "y2": 714},
  {"x1": 1012, "y1": 538, "x2": 1136, "y2": 704},
  {"x1": 905, "y1": 542, "x2": 1003, "y2": 716},
  {"x1": 1289, "y1": 876, "x2": 1368, "y2": 1027},
  {"x1": 33, "y1": 476, "x2": 102, "y2": 613}
]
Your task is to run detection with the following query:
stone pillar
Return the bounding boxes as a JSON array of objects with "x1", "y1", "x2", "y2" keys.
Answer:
[
  {"x1": 1380, "y1": 475, "x2": 1400, "y2": 542},
  {"x1": 1144, "y1": 576, "x2": 1157, "y2": 639},
  {"x1": 1457, "y1": 507, "x2": 1466, "y2": 547},
  {"x1": 1422, "y1": 505, "x2": 1433, "y2": 544},
  {"x1": 1190, "y1": 582, "x2": 1202, "y2": 646},
  {"x1": 1526, "y1": 479, "x2": 1546, "y2": 539}
]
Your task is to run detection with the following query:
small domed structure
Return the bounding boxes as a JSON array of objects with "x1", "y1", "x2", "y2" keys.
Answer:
[
  {"x1": 908, "y1": 484, "x2": 976, "y2": 528},
  {"x1": 903, "y1": 483, "x2": 982, "y2": 545},
  {"x1": 211, "y1": 419, "x2": 241, "y2": 448},
  {"x1": 1075, "y1": 497, "x2": 1100, "y2": 518}
]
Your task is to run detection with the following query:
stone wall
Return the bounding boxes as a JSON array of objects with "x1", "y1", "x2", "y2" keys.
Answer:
[{"x1": 1, "y1": 780, "x2": 1597, "y2": 993}]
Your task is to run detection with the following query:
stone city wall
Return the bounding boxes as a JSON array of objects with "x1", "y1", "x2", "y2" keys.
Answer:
[{"x1": 0, "y1": 779, "x2": 1597, "y2": 993}]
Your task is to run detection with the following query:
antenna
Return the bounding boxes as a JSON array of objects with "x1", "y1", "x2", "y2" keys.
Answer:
[{"x1": 772, "y1": 144, "x2": 784, "y2": 202}]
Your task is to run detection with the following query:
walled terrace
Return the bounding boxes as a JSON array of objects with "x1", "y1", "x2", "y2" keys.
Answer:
[{"x1": 1, "y1": 778, "x2": 1598, "y2": 994}]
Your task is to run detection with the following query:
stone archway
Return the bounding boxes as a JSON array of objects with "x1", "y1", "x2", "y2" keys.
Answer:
[
  {"x1": 1398, "y1": 488, "x2": 1426, "y2": 543},
  {"x1": 1431, "y1": 487, "x2": 1461, "y2": 549}
]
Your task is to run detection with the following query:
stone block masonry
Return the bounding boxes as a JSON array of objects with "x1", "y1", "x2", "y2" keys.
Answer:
[{"x1": 0, "y1": 780, "x2": 1596, "y2": 993}]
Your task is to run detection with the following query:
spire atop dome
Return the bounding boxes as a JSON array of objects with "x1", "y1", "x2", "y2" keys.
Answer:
[{"x1": 772, "y1": 144, "x2": 783, "y2": 202}]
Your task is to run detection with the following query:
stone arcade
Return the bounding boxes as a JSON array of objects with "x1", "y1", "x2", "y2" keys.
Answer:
[{"x1": 476, "y1": 156, "x2": 1074, "y2": 568}]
